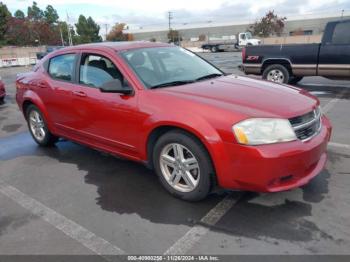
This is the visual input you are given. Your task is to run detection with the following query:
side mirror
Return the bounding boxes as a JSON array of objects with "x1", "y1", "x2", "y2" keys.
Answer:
[{"x1": 99, "y1": 79, "x2": 133, "y2": 95}]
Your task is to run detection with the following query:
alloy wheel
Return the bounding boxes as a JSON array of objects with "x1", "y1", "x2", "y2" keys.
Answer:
[
  {"x1": 159, "y1": 143, "x2": 200, "y2": 193},
  {"x1": 29, "y1": 110, "x2": 47, "y2": 142}
]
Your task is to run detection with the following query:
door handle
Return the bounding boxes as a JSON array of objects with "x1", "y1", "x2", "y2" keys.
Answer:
[
  {"x1": 72, "y1": 91, "x2": 87, "y2": 97},
  {"x1": 37, "y1": 82, "x2": 48, "y2": 88}
]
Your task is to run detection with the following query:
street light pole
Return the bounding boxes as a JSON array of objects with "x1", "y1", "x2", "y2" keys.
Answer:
[
  {"x1": 59, "y1": 24, "x2": 64, "y2": 46},
  {"x1": 66, "y1": 12, "x2": 73, "y2": 46}
]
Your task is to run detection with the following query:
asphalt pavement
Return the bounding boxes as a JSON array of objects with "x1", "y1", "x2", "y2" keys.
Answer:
[{"x1": 0, "y1": 53, "x2": 350, "y2": 258}]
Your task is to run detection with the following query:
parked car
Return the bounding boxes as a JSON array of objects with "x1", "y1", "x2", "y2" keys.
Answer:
[
  {"x1": 0, "y1": 76, "x2": 5, "y2": 102},
  {"x1": 242, "y1": 19, "x2": 350, "y2": 84},
  {"x1": 16, "y1": 42, "x2": 332, "y2": 201},
  {"x1": 202, "y1": 32, "x2": 261, "y2": 52},
  {"x1": 36, "y1": 46, "x2": 64, "y2": 60}
]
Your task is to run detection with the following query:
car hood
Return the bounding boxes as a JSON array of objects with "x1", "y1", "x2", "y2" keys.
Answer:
[{"x1": 157, "y1": 75, "x2": 318, "y2": 119}]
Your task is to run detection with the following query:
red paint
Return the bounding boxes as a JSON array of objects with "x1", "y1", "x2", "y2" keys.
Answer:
[
  {"x1": 15, "y1": 42, "x2": 332, "y2": 192},
  {"x1": 246, "y1": 55, "x2": 259, "y2": 61},
  {"x1": 242, "y1": 47, "x2": 246, "y2": 63},
  {"x1": 0, "y1": 79, "x2": 5, "y2": 99}
]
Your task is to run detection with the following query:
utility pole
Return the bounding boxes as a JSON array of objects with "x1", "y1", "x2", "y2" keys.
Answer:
[
  {"x1": 341, "y1": 9, "x2": 344, "y2": 19},
  {"x1": 168, "y1": 11, "x2": 173, "y2": 30},
  {"x1": 66, "y1": 12, "x2": 73, "y2": 46},
  {"x1": 168, "y1": 11, "x2": 174, "y2": 43},
  {"x1": 104, "y1": 24, "x2": 109, "y2": 41},
  {"x1": 59, "y1": 24, "x2": 64, "y2": 46}
]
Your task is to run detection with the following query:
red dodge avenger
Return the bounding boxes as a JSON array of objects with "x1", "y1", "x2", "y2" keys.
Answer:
[{"x1": 16, "y1": 42, "x2": 332, "y2": 201}]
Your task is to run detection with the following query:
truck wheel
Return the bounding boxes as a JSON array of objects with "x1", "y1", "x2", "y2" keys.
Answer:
[
  {"x1": 153, "y1": 130, "x2": 214, "y2": 201},
  {"x1": 288, "y1": 76, "x2": 303, "y2": 85},
  {"x1": 211, "y1": 46, "x2": 218, "y2": 53},
  {"x1": 263, "y1": 64, "x2": 290, "y2": 84}
]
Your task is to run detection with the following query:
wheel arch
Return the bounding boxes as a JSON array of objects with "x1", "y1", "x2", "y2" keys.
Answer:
[
  {"x1": 145, "y1": 124, "x2": 219, "y2": 186},
  {"x1": 261, "y1": 58, "x2": 293, "y2": 75},
  {"x1": 21, "y1": 92, "x2": 55, "y2": 132},
  {"x1": 146, "y1": 125, "x2": 213, "y2": 165},
  {"x1": 22, "y1": 100, "x2": 35, "y2": 119}
]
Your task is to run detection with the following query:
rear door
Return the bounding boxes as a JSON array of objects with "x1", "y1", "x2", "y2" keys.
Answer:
[
  {"x1": 43, "y1": 52, "x2": 79, "y2": 135},
  {"x1": 318, "y1": 20, "x2": 350, "y2": 77}
]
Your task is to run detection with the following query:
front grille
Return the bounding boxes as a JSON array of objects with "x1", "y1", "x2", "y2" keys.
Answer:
[{"x1": 289, "y1": 107, "x2": 322, "y2": 141}]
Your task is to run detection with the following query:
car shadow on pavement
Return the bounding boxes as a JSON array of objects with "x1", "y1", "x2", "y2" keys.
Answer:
[
  {"x1": 0, "y1": 131, "x2": 335, "y2": 237},
  {"x1": 0, "y1": 132, "x2": 228, "y2": 226}
]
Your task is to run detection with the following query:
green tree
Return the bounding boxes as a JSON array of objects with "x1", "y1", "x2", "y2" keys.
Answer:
[
  {"x1": 44, "y1": 5, "x2": 59, "y2": 25},
  {"x1": 14, "y1": 10, "x2": 25, "y2": 19},
  {"x1": 0, "y1": 2, "x2": 11, "y2": 43},
  {"x1": 75, "y1": 15, "x2": 102, "y2": 44},
  {"x1": 250, "y1": 10, "x2": 286, "y2": 37},
  {"x1": 27, "y1": 1, "x2": 44, "y2": 21}
]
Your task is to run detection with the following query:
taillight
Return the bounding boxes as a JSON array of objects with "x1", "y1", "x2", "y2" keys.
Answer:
[{"x1": 242, "y1": 47, "x2": 246, "y2": 63}]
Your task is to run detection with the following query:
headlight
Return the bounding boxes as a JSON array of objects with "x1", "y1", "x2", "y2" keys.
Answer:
[{"x1": 233, "y1": 118, "x2": 297, "y2": 145}]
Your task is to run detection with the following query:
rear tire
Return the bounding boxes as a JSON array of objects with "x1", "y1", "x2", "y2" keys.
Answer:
[
  {"x1": 26, "y1": 104, "x2": 58, "y2": 147},
  {"x1": 288, "y1": 76, "x2": 303, "y2": 85},
  {"x1": 211, "y1": 46, "x2": 218, "y2": 53},
  {"x1": 262, "y1": 64, "x2": 290, "y2": 84},
  {"x1": 153, "y1": 130, "x2": 214, "y2": 201}
]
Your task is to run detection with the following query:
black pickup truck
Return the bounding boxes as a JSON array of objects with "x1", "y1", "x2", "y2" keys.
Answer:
[{"x1": 242, "y1": 19, "x2": 350, "y2": 84}]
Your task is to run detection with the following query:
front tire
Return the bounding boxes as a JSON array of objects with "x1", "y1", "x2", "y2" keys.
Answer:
[
  {"x1": 26, "y1": 104, "x2": 58, "y2": 147},
  {"x1": 153, "y1": 130, "x2": 214, "y2": 201},
  {"x1": 263, "y1": 64, "x2": 290, "y2": 84}
]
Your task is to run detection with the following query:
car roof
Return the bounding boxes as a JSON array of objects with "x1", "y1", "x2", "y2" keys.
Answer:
[{"x1": 57, "y1": 41, "x2": 173, "y2": 53}]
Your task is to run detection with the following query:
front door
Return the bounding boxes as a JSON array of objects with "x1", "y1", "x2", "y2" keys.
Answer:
[{"x1": 70, "y1": 51, "x2": 141, "y2": 157}]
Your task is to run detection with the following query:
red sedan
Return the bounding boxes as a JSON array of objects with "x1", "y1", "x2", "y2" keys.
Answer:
[
  {"x1": 0, "y1": 76, "x2": 5, "y2": 102},
  {"x1": 16, "y1": 42, "x2": 332, "y2": 201}
]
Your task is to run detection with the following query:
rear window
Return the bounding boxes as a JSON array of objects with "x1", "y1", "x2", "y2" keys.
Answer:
[
  {"x1": 332, "y1": 21, "x2": 350, "y2": 45},
  {"x1": 48, "y1": 54, "x2": 76, "y2": 81}
]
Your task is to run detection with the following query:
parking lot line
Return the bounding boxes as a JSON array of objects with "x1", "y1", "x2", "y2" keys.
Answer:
[
  {"x1": 329, "y1": 142, "x2": 350, "y2": 150},
  {"x1": 322, "y1": 89, "x2": 348, "y2": 114},
  {"x1": 0, "y1": 179, "x2": 126, "y2": 256},
  {"x1": 164, "y1": 193, "x2": 240, "y2": 255}
]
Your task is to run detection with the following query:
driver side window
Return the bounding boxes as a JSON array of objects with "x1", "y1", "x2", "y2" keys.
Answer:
[{"x1": 79, "y1": 54, "x2": 127, "y2": 88}]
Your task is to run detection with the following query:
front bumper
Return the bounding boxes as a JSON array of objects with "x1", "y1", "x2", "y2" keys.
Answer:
[
  {"x1": 0, "y1": 89, "x2": 5, "y2": 99},
  {"x1": 217, "y1": 116, "x2": 332, "y2": 192}
]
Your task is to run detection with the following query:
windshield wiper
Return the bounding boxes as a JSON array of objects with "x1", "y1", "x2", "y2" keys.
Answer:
[
  {"x1": 150, "y1": 80, "x2": 195, "y2": 89},
  {"x1": 195, "y1": 73, "x2": 223, "y2": 82}
]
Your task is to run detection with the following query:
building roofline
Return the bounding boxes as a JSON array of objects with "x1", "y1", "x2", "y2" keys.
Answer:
[{"x1": 126, "y1": 10, "x2": 350, "y2": 34}]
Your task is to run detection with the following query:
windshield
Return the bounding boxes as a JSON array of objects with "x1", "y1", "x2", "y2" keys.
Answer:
[
  {"x1": 120, "y1": 47, "x2": 223, "y2": 88},
  {"x1": 246, "y1": 32, "x2": 253, "y2": 39}
]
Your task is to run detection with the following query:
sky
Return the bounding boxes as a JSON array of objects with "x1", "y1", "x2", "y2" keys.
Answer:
[{"x1": 5, "y1": 0, "x2": 350, "y2": 30}]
